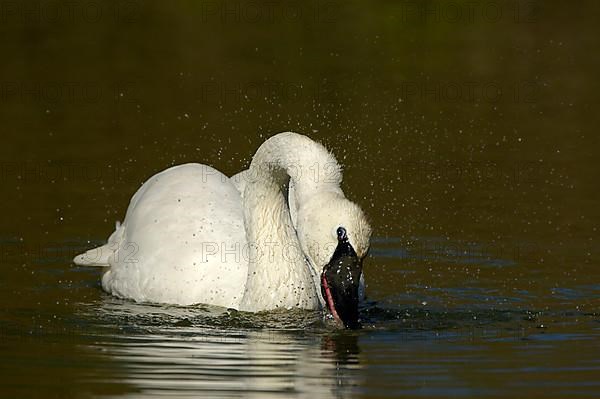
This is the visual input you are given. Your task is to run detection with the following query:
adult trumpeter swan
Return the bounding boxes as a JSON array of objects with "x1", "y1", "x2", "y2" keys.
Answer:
[{"x1": 74, "y1": 132, "x2": 371, "y2": 327}]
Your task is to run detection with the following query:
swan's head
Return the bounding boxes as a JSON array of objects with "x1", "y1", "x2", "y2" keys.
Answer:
[{"x1": 296, "y1": 192, "x2": 372, "y2": 328}]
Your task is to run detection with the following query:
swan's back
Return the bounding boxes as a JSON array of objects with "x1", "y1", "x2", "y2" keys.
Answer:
[{"x1": 99, "y1": 163, "x2": 248, "y2": 307}]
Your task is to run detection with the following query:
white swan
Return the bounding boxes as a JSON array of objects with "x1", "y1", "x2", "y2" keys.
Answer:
[{"x1": 74, "y1": 132, "x2": 371, "y2": 327}]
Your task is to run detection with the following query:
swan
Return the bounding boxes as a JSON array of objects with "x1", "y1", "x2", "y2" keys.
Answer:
[{"x1": 74, "y1": 132, "x2": 372, "y2": 327}]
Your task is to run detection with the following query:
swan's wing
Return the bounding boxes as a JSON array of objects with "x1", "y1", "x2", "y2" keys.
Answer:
[
  {"x1": 230, "y1": 169, "x2": 248, "y2": 198},
  {"x1": 231, "y1": 169, "x2": 299, "y2": 228},
  {"x1": 77, "y1": 163, "x2": 248, "y2": 308}
]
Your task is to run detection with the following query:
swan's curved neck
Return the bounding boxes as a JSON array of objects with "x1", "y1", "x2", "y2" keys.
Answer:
[{"x1": 239, "y1": 132, "x2": 342, "y2": 311}]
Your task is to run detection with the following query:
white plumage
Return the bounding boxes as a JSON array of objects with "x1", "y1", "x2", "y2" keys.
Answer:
[{"x1": 74, "y1": 132, "x2": 371, "y2": 312}]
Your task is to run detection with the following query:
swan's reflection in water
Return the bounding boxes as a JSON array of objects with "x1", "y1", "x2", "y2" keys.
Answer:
[{"x1": 85, "y1": 299, "x2": 363, "y2": 398}]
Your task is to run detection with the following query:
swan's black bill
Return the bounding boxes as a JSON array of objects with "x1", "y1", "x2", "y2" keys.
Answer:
[{"x1": 321, "y1": 229, "x2": 363, "y2": 329}]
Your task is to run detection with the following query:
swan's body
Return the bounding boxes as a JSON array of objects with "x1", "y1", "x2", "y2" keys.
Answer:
[
  {"x1": 77, "y1": 164, "x2": 248, "y2": 308},
  {"x1": 75, "y1": 132, "x2": 371, "y2": 325}
]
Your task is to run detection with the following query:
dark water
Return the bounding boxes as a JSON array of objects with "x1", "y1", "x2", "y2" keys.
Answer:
[{"x1": 1, "y1": 1, "x2": 600, "y2": 397}]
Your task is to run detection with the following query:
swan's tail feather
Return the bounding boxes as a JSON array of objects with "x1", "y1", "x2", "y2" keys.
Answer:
[
  {"x1": 73, "y1": 245, "x2": 112, "y2": 266},
  {"x1": 73, "y1": 221, "x2": 124, "y2": 267}
]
